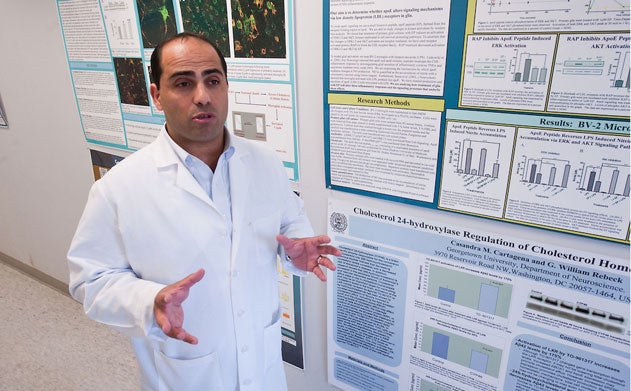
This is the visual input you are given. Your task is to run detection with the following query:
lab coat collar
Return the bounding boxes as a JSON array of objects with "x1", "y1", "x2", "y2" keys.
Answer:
[{"x1": 149, "y1": 127, "x2": 252, "y2": 232}]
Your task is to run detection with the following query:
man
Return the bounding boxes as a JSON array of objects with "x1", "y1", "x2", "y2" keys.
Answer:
[{"x1": 68, "y1": 32, "x2": 340, "y2": 391}]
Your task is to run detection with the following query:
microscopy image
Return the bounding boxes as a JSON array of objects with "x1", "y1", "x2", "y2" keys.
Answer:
[
  {"x1": 113, "y1": 57, "x2": 150, "y2": 106},
  {"x1": 180, "y1": 0, "x2": 231, "y2": 57},
  {"x1": 136, "y1": 0, "x2": 177, "y2": 48},
  {"x1": 232, "y1": 0, "x2": 286, "y2": 58}
]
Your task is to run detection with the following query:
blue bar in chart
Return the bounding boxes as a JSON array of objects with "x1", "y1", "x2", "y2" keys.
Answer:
[
  {"x1": 431, "y1": 332, "x2": 450, "y2": 360},
  {"x1": 523, "y1": 157, "x2": 571, "y2": 188},
  {"x1": 438, "y1": 287, "x2": 456, "y2": 303},
  {"x1": 470, "y1": 350, "x2": 489, "y2": 373},
  {"x1": 478, "y1": 284, "x2": 499, "y2": 314}
]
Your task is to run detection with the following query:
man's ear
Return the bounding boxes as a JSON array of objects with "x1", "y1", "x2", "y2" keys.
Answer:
[{"x1": 149, "y1": 83, "x2": 162, "y2": 111}]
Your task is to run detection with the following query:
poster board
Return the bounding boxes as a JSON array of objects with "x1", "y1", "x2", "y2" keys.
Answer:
[
  {"x1": 57, "y1": 0, "x2": 301, "y2": 180},
  {"x1": 323, "y1": 0, "x2": 630, "y2": 243},
  {"x1": 326, "y1": 196, "x2": 629, "y2": 391}
]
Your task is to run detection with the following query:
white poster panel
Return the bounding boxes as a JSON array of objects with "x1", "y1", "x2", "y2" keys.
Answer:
[{"x1": 326, "y1": 197, "x2": 629, "y2": 391}]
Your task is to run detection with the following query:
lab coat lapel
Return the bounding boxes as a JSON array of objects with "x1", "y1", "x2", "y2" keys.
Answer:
[
  {"x1": 152, "y1": 129, "x2": 213, "y2": 208},
  {"x1": 174, "y1": 164, "x2": 213, "y2": 207},
  {"x1": 150, "y1": 129, "x2": 221, "y2": 254}
]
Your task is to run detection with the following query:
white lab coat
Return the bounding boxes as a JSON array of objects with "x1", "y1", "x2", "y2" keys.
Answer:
[{"x1": 68, "y1": 129, "x2": 313, "y2": 391}]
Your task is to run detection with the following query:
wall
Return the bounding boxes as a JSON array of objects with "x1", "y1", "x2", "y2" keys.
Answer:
[
  {"x1": 0, "y1": 1, "x2": 627, "y2": 390},
  {"x1": 0, "y1": 0, "x2": 94, "y2": 283}
]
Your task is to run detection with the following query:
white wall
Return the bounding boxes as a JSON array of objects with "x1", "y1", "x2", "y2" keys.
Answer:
[
  {"x1": 0, "y1": 0, "x2": 95, "y2": 282},
  {"x1": 0, "y1": 1, "x2": 627, "y2": 390}
]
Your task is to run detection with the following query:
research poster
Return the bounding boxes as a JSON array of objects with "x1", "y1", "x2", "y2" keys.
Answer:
[
  {"x1": 326, "y1": 197, "x2": 629, "y2": 391},
  {"x1": 324, "y1": 0, "x2": 631, "y2": 243},
  {"x1": 278, "y1": 264, "x2": 305, "y2": 369},
  {"x1": 62, "y1": 0, "x2": 306, "y2": 366},
  {"x1": 57, "y1": 0, "x2": 301, "y2": 180}
]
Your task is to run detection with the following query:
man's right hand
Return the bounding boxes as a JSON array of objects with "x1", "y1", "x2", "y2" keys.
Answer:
[{"x1": 154, "y1": 268, "x2": 205, "y2": 344}]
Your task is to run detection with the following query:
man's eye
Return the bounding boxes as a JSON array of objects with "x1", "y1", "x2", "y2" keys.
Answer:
[
  {"x1": 176, "y1": 81, "x2": 190, "y2": 87},
  {"x1": 209, "y1": 79, "x2": 220, "y2": 85}
]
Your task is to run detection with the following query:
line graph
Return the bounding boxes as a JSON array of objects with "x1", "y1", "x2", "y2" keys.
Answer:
[
  {"x1": 482, "y1": 0, "x2": 574, "y2": 14},
  {"x1": 586, "y1": 0, "x2": 631, "y2": 14}
]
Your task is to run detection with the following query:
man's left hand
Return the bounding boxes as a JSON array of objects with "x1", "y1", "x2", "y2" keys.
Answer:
[{"x1": 277, "y1": 234, "x2": 341, "y2": 281}]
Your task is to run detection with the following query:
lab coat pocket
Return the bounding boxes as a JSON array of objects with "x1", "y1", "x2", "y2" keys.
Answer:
[
  {"x1": 250, "y1": 211, "x2": 281, "y2": 265},
  {"x1": 155, "y1": 349, "x2": 225, "y2": 391},
  {"x1": 263, "y1": 315, "x2": 282, "y2": 372}
]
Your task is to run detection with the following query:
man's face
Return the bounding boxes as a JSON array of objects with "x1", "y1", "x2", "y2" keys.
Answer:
[{"x1": 150, "y1": 37, "x2": 229, "y2": 148}]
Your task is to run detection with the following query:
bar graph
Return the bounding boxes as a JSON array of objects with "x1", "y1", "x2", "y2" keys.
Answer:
[
  {"x1": 470, "y1": 350, "x2": 490, "y2": 373},
  {"x1": 512, "y1": 51, "x2": 548, "y2": 84},
  {"x1": 431, "y1": 332, "x2": 450, "y2": 359},
  {"x1": 611, "y1": 51, "x2": 630, "y2": 89},
  {"x1": 109, "y1": 19, "x2": 134, "y2": 41},
  {"x1": 419, "y1": 379, "x2": 450, "y2": 391},
  {"x1": 478, "y1": 284, "x2": 500, "y2": 314},
  {"x1": 521, "y1": 157, "x2": 572, "y2": 188},
  {"x1": 457, "y1": 139, "x2": 501, "y2": 178},
  {"x1": 579, "y1": 163, "x2": 631, "y2": 196},
  {"x1": 427, "y1": 265, "x2": 512, "y2": 318},
  {"x1": 421, "y1": 325, "x2": 502, "y2": 378}
]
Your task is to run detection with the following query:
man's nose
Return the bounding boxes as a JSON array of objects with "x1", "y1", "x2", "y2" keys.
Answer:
[{"x1": 193, "y1": 83, "x2": 211, "y2": 105}]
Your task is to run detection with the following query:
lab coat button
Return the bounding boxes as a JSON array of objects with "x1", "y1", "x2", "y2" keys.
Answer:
[
  {"x1": 243, "y1": 379, "x2": 251, "y2": 386},
  {"x1": 237, "y1": 309, "x2": 245, "y2": 317},
  {"x1": 241, "y1": 345, "x2": 248, "y2": 353},
  {"x1": 231, "y1": 271, "x2": 238, "y2": 278}
]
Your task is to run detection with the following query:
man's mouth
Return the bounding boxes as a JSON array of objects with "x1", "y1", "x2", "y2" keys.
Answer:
[{"x1": 193, "y1": 113, "x2": 214, "y2": 120}]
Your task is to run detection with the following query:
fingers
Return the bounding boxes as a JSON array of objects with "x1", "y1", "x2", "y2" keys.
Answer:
[
  {"x1": 156, "y1": 318, "x2": 199, "y2": 344},
  {"x1": 155, "y1": 310, "x2": 171, "y2": 333},
  {"x1": 316, "y1": 255, "x2": 336, "y2": 271},
  {"x1": 311, "y1": 255, "x2": 336, "y2": 281},
  {"x1": 278, "y1": 234, "x2": 342, "y2": 256},
  {"x1": 312, "y1": 265, "x2": 327, "y2": 281},
  {"x1": 179, "y1": 268, "x2": 205, "y2": 288},
  {"x1": 155, "y1": 307, "x2": 199, "y2": 344},
  {"x1": 174, "y1": 329, "x2": 198, "y2": 345},
  {"x1": 160, "y1": 321, "x2": 199, "y2": 344},
  {"x1": 318, "y1": 244, "x2": 342, "y2": 257},
  {"x1": 154, "y1": 269, "x2": 205, "y2": 345}
]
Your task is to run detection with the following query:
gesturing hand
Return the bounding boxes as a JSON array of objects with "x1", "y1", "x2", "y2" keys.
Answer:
[
  {"x1": 154, "y1": 268, "x2": 205, "y2": 344},
  {"x1": 277, "y1": 235, "x2": 342, "y2": 281}
]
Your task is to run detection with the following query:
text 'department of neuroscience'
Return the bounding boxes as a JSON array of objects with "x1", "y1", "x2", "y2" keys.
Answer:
[{"x1": 326, "y1": 197, "x2": 629, "y2": 391}]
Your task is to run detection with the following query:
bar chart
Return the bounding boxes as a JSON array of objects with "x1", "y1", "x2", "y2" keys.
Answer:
[
  {"x1": 419, "y1": 379, "x2": 449, "y2": 391},
  {"x1": 457, "y1": 139, "x2": 502, "y2": 178},
  {"x1": 427, "y1": 265, "x2": 512, "y2": 318},
  {"x1": 520, "y1": 157, "x2": 572, "y2": 188},
  {"x1": 421, "y1": 325, "x2": 502, "y2": 378},
  {"x1": 512, "y1": 51, "x2": 548, "y2": 84},
  {"x1": 612, "y1": 51, "x2": 630, "y2": 89},
  {"x1": 579, "y1": 162, "x2": 631, "y2": 196},
  {"x1": 109, "y1": 18, "x2": 134, "y2": 41}
]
